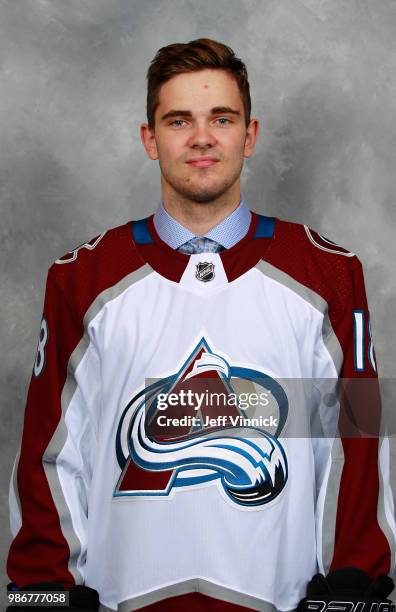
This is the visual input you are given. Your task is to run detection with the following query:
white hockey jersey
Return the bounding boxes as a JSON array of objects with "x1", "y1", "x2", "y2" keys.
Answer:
[{"x1": 8, "y1": 211, "x2": 396, "y2": 611}]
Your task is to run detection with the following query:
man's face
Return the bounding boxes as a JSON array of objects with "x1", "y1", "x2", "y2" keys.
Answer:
[{"x1": 141, "y1": 69, "x2": 258, "y2": 204}]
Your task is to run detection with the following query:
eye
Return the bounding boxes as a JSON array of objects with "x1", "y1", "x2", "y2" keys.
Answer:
[
  {"x1": 215, "y1": 117, "x2": 232, "y2": 125},
  {"x1": 169, "y1": 119, "x2": 186, "y2": 127}
]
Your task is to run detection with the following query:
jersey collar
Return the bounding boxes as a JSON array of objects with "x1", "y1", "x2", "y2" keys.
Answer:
[{"x1": 130, "y1": 211, "x2": 276, "y2": 283}]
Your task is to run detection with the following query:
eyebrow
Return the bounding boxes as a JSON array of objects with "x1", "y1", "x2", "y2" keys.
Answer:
[{"x1": 160, "y1": 106, "x2": 242, "y2": 122}]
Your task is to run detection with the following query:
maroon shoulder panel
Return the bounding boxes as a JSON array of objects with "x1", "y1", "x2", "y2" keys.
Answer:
[{"x1": 51, "y1": 221, "x2": 146, "y2": 317}]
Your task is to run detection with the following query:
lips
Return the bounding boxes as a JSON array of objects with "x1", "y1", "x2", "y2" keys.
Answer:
[{"x1": 186, "y1": 157, "x2": 219, "y2": 168}]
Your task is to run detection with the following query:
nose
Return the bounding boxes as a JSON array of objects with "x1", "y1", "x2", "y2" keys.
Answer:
[{"x1": 187, "y1": 121, "x2": 217, "y2": 149}]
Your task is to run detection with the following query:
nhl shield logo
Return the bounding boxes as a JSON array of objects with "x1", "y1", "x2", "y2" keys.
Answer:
[{"x1": 195, "y1": 261, "x2": 215, "y2": 282}]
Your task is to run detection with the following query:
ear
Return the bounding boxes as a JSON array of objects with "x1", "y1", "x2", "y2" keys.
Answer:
[
  {"x1": 140, "y1": 123, "x2": 159, "y2": 160},
  {"x1": 244, "y1": 117, "x2": 260, "y2": 158}
]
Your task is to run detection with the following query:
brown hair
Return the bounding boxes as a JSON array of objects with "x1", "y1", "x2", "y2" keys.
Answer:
[{"x1": 146, "y1": 38, "x2": 251, "y2": 130}]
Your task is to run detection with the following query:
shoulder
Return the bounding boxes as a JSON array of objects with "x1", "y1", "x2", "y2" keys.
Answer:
[
  {"x1": 45, "y1": 219, "x2": 149, "y2": 318},
  {"x1": 270, "y1": 215, "x2": 361, "y2": 270},
  {"x1": 262, "y1": 215, "x2": 363, "y2": 307}
]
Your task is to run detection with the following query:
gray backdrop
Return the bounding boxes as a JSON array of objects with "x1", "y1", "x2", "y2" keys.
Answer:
[{"x1": 1, "y1": 0, "x2": 395, "y2": 604}]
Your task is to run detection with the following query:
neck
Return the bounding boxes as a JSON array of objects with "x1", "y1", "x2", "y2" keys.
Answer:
[{"x1": 161, "y1": 181, "x2": 241, "y2": 235}]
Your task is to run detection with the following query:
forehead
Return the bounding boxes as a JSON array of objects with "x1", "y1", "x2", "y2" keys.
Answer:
[{"x1": 157, "y1": 69, "x2": 243, "y2": 114}]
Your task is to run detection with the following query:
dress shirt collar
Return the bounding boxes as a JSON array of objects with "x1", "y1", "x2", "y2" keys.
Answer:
[{"x1": 153, "y1": 194, "x2": 251, "y2": 250}]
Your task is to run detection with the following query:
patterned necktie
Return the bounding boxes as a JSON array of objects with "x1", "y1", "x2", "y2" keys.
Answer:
[{"x1": 177, "y1": 237, "x2": 225, "y2": 254}]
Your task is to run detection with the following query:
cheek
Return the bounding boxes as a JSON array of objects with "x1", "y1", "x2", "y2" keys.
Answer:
[
  {"x1": 159, "y1": 140, "x2": 185, "y2": 162},
  {"x1": 221, "y1": 133, "x2": 246, "y2": 155}
]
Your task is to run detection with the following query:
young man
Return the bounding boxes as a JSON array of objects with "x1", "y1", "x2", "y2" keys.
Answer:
[{"x1": 7, "y1": 38, "x2": 396, "y2": 612}]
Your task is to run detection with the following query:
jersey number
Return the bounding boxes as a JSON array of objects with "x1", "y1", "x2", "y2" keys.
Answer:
[
  {"x1": 33, "y1": 317, "x2": 48, "y2": 377},
  {"x1": 353, "y1": 310, "x2": 376, "y2": 372}
]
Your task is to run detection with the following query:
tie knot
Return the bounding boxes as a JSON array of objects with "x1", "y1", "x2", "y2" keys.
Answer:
[{"x1": 177, "y1": 237, "x2": 225, "y2": 254}]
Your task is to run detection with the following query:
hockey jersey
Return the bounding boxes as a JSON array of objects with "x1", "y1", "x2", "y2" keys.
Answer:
[{"x1": 7, "y1": 211, "x2": 396, "y2": 611}]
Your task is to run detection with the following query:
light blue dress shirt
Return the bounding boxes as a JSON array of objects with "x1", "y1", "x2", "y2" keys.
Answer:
[{"x1": 153, "y1": 195, "x2": 252, "y2": 250}]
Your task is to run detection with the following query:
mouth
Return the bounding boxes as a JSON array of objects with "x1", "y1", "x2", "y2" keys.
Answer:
[{"x1": 186, "y1": 157, "x2": 220, "y2": 168}]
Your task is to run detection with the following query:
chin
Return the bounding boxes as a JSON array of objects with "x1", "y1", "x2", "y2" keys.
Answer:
[
  {"x1": 178, "y1": 177, "x2": 237, "y2": 204},
  {"x1": 184, "y1": 191, "x2": 223, "y2": 203}
]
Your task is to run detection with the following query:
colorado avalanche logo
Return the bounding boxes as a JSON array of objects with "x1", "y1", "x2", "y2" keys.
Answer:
[{"x1": 114, "y1": 338, "x2": 289, "y2": 509}]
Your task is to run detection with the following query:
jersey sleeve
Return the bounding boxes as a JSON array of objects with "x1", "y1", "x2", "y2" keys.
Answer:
[
  {"x1": 314, "y1": 256, "x2": 396, "y2": 578},
  {"x1": 7, "y1": 267, "x2": 100, "y2": 588}
]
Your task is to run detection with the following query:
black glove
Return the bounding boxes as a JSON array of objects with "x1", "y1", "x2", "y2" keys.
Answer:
[
  {"x1": 297, "y1": 567, "x2": 395, "y2": 612},
  {"x1": 6, "y1": 582, "x2": 99, "y2": 611}
]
